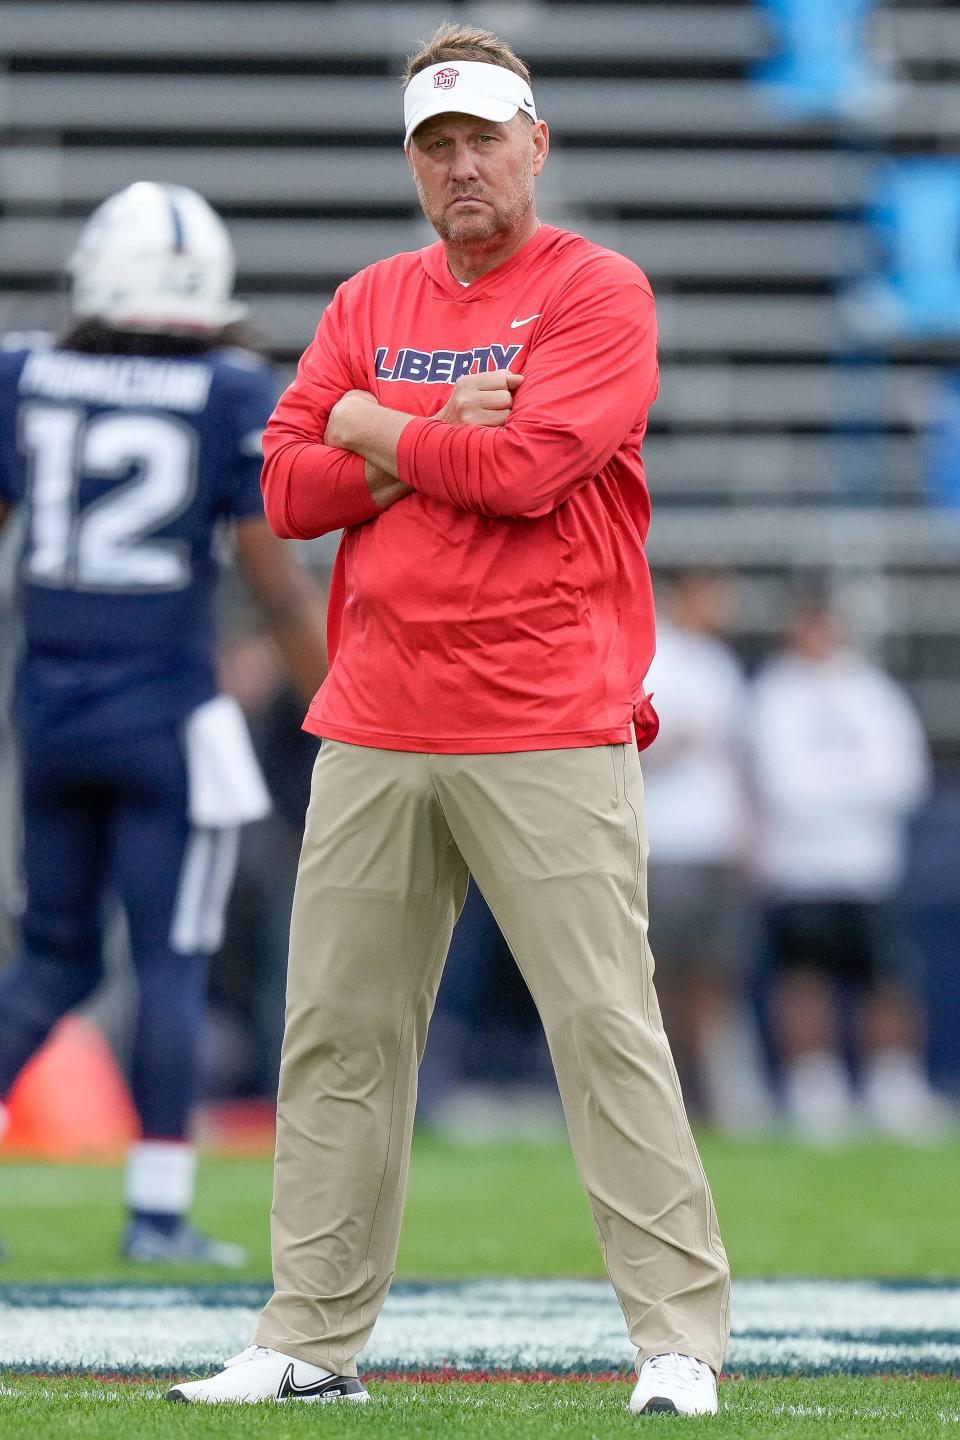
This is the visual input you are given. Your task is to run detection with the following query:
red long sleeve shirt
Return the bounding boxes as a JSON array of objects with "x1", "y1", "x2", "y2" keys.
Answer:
[{"x1": 262, "y1": 224, "x2": 660, "y2": 753}]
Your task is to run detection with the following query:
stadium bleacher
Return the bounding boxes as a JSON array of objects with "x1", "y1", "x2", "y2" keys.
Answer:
[{"x1": 2, "y1": 0, "x2": 960, "y2": 752}]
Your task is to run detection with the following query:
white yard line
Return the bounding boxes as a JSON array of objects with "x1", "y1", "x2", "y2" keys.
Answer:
[{"x1": 0, "y1": 1279, "x2": 958, "y2": 1375}]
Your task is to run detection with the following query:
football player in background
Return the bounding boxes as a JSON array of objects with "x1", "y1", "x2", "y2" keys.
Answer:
[
  {"x1": 0, "y1": 183, "x2": 327, "y2": 1263},
  {"x1": 751, "y1": 599, "x2": 947, "y2": 1144},
  {"x1": 642, "y1": 570, "x2": 772, "y2": 1134}
]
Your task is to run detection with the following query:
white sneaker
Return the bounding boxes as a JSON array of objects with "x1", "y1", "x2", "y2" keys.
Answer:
[
  {"x1": 783, "y1": 1051, "x2": 859, "y2": 1147},
  {"x1": 629, "y1": 1352, "x2": 718, "y2": 1416},
  {"x1": 167, "y1": 1345, "x2": 369, "y2": 1404},
  {"x1": 862, "y1": 1049, "x2": 953, "y2": 1144}
]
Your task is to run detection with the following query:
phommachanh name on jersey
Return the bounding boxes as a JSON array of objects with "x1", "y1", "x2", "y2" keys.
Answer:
[{"x1": 18, "y1": 350, "x2": 213, "y2": 413}]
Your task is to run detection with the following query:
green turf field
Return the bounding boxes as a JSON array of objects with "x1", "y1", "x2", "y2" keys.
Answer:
[
  {"x1": 1, "y1": 1135, "x2": 957, "y2": 1436},
  {"x1": 1, "y1": 1132, "x2": 958, "y2": 1281},
  {"x1": 1, "y1": 1376, "x2": 958, "y2": 1440}
]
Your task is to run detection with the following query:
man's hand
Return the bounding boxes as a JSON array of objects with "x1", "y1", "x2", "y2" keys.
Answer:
[
  {"x1": 364, "y1": 461, "x2": 411, "y2": 512},
  {"x1": 437, "y1": 370, "x2": 523, "y2": 428}
]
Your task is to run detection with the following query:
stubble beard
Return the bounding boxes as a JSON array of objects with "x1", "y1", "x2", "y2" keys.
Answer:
[{"x1": 418, "y1": 157, "x2": 535, "y2": 248}]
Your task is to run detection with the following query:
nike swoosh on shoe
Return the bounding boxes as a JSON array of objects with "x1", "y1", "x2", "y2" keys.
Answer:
[{"x1": 276, "y1": 1364, "x2": 367, "y2": 1400}]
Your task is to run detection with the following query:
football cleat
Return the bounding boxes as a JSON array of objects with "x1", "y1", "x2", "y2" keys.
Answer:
[
  {"x1": 121, "y1": 1217, "x2": 246, "y2": 1268},
  {"x1": 167, "y1": 1345, "x2": 370, "y2": 1404},
  {"x1": 629, "y1": 1352, "x2": 718, "y2": 1416}
]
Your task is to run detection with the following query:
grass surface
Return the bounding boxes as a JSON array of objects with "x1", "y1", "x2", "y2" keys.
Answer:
[
  {"x1": 1, "y1": 1133, "x2": 958, "y2": 1282},
  {"x1": 0, "y1": 1376, "x2": 958, "y2": 1440}
]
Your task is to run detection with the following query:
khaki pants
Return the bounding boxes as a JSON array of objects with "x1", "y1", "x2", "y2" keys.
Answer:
[{"x1": 255, "y1": 739, "x2": 730, "y2": 1376}]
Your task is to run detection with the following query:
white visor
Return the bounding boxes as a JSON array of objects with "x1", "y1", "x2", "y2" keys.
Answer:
[{"x1": 404, "y1": 60, "x2": 538, "y2": 147}]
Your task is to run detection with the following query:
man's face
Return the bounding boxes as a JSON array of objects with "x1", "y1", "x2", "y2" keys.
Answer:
[{"x1": 407, "y1": 112, "x2": 548, "y2": 247}]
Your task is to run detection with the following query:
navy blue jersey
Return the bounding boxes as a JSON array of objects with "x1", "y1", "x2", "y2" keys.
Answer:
[{"x1": 0, "y1": 341, "x2": 278, "y2": 745}]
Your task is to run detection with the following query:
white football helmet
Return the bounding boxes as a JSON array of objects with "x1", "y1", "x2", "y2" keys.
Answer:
[{"x1": 66, "y1": 181, "x2": 247, "y2": 333}]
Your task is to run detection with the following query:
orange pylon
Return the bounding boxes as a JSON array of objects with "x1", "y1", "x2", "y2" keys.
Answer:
[{"x1": 3, "y1": 1015, "x2": 139, "y2": 1159}]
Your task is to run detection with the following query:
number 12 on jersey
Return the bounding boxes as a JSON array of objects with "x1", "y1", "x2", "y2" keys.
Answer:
[{"x1": 20, "y1": 403, "x2": 198, "y2": 593}]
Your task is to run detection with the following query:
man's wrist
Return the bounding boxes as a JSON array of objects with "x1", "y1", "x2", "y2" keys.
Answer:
[
  {"x1": 364, "y1": 460, "x2": 412, "y2": 511},
  {"x1": 352, "y1": 404, "x2": 412, "y2": 477}
]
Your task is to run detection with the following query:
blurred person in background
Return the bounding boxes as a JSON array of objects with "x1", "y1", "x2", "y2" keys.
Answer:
[
  {"x1": 643, "y1": 570, "x2": 772, "y2": 1134},
  {"x1": 0, "y1": 183, "x2": 327, "y2": 1263},
  {"x1": 750, "y1": 597, "x2": 949, "y2": 1145}
]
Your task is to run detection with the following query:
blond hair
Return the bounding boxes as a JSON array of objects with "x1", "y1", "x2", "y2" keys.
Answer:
[{"x1": 404, "y1": 22, "x2": 532, "y2": 86}]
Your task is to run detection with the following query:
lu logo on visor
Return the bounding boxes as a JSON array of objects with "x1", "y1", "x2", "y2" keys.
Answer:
[{"x1": 403, "y1": 61, "x2": 540, "y2": 146}]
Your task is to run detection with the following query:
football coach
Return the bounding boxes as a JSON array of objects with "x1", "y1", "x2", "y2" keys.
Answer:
[{"x1": 169, "y1": 21, "x2": 730, "y2": 1418}]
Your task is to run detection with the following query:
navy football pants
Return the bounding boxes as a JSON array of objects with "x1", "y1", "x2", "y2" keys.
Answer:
[{"x1": 0, "y1": 727, "x2": 232, "y2": 1139}]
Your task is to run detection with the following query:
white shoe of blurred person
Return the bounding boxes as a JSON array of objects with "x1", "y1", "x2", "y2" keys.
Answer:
[
  {"x1": 167, "y1": 1345, "x2": 369, "y2": 1404},
  {"x1": 629, "y1": 1352, "x2": 718, "y2": 1415},
  {"x1": 783, "y1": 1050, "x2": 859, "y2": 1146},
  {"x1": 701, "y1": 1008, "x2": 777, "y2": 1137},
  {"x1": 862, "y1": 1049, "x2": 953, "y2": 1144}
]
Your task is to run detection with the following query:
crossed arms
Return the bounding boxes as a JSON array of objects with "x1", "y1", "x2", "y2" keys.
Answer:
[
  {"x1": 323, "y1": 369, "x2": 523, "y2": 510},
  {"x1": 260, "y1": 276, "x2": 658, "y2": 539}
]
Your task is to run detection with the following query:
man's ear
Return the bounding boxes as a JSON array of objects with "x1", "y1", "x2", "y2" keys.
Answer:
[{"x1": 531, "y1": 120, "x2": 550, "y2": 176}]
